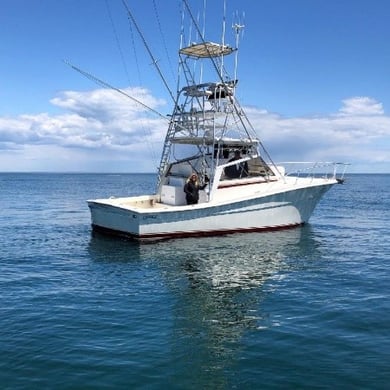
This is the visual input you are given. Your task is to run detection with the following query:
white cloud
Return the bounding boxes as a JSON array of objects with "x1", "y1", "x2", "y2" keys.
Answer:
[
  {"x1": 0, "y1": 90, "x2": 389, "y2": 172},
  {"x1": 248, "y1": 97, "x2": 390, "y2": 168},
  {"x1": 338, "y1": 97, "x2": 384, "y2": 116},
  {"x1": 50, "y1": 87, "x2": 162, "y2": 120},
  {"x1": 0, "y1": 87, "x2": 168, "y2": 171}
]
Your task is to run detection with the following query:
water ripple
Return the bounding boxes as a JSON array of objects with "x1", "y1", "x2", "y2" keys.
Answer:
[{"x1": 0, "y1": 173, "x2": 389, "y2": 389}]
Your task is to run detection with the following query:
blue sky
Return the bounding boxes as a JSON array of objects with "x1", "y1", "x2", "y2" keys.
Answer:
[{"x1": 1, "y1": 0, "x2": 389, "y2": 173}]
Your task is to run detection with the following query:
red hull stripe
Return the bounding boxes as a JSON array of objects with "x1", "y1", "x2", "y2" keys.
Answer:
[{"x1": 91, "y1": 223, "x2": 304, "y2": 241}]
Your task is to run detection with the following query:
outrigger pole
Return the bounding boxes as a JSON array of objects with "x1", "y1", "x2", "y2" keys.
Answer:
[
  {"x1": 121, "y1": 0, "x2": 177, "y2": 106},
  {"x1": 64, "y1": 60, "x2": 192, "y2": 135},
  {"x1": 63, "y1": 60, "x2": 169, "y2": 121}
]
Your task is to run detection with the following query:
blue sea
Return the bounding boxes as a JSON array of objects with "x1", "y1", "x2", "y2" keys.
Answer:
[{"x1": 0, "y1": 173, "x2": 389, "y2": 389}]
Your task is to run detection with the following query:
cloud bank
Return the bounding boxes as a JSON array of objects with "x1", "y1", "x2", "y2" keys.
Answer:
[
  {"x1": 0, "y1": 89, "x2": 389, "y2": 172},
  {"x1": 248, "y1": 96, "x2": 390, "y2": 169}
]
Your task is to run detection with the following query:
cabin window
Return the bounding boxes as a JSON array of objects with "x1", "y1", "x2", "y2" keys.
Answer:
[{"x1": 222, "y1": 156, "x2": 273, "y2": 180}]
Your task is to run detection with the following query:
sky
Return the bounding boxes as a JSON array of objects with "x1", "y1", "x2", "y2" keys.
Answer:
[{"x1": 1, "y1": 0, "x2": 390, "y2": 173}]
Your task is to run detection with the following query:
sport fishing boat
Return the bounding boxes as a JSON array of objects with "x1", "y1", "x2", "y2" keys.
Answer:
[{"x1": 88, "y1": 1, "x2": 347, "y2": 241}]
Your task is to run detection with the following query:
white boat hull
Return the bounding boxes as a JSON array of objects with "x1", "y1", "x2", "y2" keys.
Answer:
[{"x1": 88, "y1": 178, "x2": 335, "y2": 240}]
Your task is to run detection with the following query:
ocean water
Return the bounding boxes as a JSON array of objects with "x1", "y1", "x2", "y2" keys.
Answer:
[{"x1": 0, "y1": 173, "x2": 389, "y2": 389}]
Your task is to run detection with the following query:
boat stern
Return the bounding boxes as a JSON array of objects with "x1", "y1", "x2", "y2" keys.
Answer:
[{"x1": 87, "y1": 194, "x2": 160, "y2": 238}]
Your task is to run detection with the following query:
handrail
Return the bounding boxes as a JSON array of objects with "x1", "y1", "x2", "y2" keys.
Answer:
[{"x1": 278, "y1": 162, "x2": 350, "y2": 182}]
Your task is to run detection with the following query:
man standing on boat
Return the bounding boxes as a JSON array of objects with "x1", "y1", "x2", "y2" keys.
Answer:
[
  {"x1": 184, "y1": 173, "x2": 208, "y2": 205},
  {"x1": 225, "y1": 150, "x2": 249, "y2": 179}
]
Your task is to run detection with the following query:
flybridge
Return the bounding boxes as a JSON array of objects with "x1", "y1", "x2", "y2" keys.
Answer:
[{"x1": 179, "y1": 42, "x2": 235, "y2": 58}]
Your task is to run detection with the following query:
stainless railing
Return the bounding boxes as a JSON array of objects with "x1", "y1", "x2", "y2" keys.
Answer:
[{"x1": 278, "y1": 162, "x2": 350, "y2": 182}]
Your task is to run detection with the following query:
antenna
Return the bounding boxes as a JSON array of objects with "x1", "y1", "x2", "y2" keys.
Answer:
[
  {"x1": 221, "y1": 0, "x2": 226, "y2": 76},
  {"x1": 200, "y1": 0, "x2": 207, "y2": 84},
  {"x1": 232, "y1": 11, "x2": 245, "y2": 88}
]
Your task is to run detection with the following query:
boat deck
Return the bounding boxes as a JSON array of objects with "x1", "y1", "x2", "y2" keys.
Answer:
[{"x1": 115, "y1": 199, "x2": 171, "y2": 209}]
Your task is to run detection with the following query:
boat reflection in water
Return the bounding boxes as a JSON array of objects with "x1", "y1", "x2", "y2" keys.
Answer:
[{"x1": 88, "y1": 226, "x2": 321, "y2": 385}]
